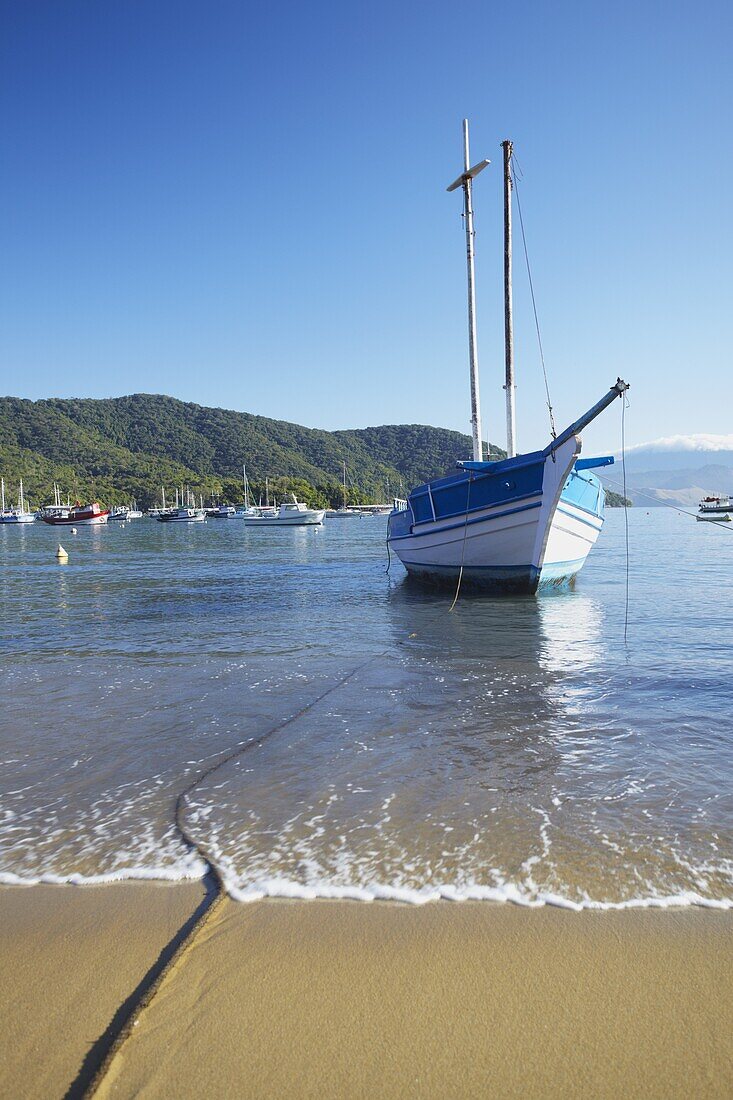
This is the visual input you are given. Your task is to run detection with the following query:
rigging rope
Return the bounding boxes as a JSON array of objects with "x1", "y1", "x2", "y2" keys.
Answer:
[
  {"x1": 622, "y1": 395, "x2": 630, "y2": 644},
  {"x1": 510, "y1": 154, "x2": 557, "y2": 440}
]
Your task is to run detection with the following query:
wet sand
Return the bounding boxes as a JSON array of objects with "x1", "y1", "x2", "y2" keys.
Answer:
[
  {"x1": 0, "y1": 883, "x2": 206, "y2": 1099},
  {"x1": 2, "y1": 887, "x2": 731, "y2": 1099}
]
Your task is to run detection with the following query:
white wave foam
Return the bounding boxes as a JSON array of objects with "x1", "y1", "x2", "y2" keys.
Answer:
[
  {"x1": 220, "y1": 874, "x2": 733, "y2": 911},
  {"x1": 1, "y1": 866, "x2": 731, "y2": 911},
  {"x1": 0, "y1": 861, "x2": 207, "y2": 887}
]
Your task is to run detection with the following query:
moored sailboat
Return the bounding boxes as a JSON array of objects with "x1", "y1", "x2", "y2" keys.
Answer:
[
  {"x1": 0, "y1": 478, "x2": 36, "y2": 524},
  {"x1": 325, "y1": 463, "x2": 366, "y2": 518},
  {"x1": 387, "y1": 123, "x2": 628, "y2": 593}
]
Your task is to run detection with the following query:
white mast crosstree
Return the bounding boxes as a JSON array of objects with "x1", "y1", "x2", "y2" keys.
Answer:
[{"x1": 447, "y1": 119, "x2": 490, "y2": 463}]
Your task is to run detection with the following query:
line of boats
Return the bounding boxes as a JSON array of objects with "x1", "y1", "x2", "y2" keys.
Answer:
[{"x1": 0, "y1": 478, "x2": 392, "y2": 528}]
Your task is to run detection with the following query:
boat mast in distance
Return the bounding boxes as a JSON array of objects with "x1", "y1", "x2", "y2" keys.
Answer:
[
  {"x1": 447, "y1": 120, "x2": 490, "y2": 463},
  {"x1": 502, "y1": 139, "x2": 517, "y2": 458}
]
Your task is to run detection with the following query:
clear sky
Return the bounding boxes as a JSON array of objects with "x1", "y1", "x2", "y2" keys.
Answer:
[{"x1": 1, "y1": 0, "x2": 731, "y2": 455}]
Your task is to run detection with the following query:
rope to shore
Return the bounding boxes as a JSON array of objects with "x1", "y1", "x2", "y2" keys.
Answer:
[{"x1": 73, "y1": 658, "x2": 375, "y2": 1100}]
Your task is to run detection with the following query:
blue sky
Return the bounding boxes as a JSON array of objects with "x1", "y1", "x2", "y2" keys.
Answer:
[{"x1": 1, "y1": 0, "x2": 731, "y2": 455}]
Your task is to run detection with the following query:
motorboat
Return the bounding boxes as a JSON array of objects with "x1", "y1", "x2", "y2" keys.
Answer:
[
  {"x1": 41, "y1": 501, "x2": 109, "y2": 526},
  {"x1": 156, "y1": 507, "x2": 205, "y2": 523},
  {"x1": 207, "y1": 505, "x2": 238, "y2": 518},
  {"x1": 108, "y1": 505, "x2": 142, "y2": 521},
  {"x1": 240, "y1": 495, "x2": 325, "y2": 526},
  {"x1": 698, "y1": 495, "x2": 732, "y2": 515}
]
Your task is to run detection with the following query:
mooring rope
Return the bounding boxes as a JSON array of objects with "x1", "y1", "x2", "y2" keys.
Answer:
[
  {"x1": 448, "y1": 472, "x2": 474, "y2": 612},
  {"x1": 74, "y1": 658, "x2": 375, "y2": 1099}
]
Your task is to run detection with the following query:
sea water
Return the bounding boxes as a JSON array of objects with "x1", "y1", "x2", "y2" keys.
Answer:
[{"x1": 1, "y1": 511, "x2": 732, "y2": 908}]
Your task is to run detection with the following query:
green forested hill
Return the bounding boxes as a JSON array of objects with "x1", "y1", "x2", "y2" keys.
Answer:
[{"x1": 0, "y1": 394, "x2": 502, "y2": 509}]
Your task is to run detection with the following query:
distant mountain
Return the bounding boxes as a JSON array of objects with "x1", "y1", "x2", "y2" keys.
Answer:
[
  {"x1": 602, "y1": 435, "x2": 733, "y2": 507},
  {"x1": 0, "y1": 394, "x2": 506, "y2": 509}
]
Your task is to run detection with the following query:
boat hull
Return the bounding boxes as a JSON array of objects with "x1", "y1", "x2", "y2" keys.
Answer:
[
  {"x1": 387, "y1": 436, "x2": 604, "y2": 594},
  {"x1": 0, "y1": 514, "x2": 36, "y2": 524},
  {"x1": 156, "y1": 513, "x2": 205, "y2": 523},
  {"x1": 241, "y1": 511, "x2": 325, "y2": 526},
  {"x1": 42, "y1": 513, "x2": 108, "y2": 526}
]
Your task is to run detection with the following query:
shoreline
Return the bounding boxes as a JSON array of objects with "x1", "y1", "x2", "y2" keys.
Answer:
[{"x1": 2, "y1": 885, "x2": 732, "y2": 1098}]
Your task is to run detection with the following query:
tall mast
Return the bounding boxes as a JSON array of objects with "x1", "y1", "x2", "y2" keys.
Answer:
[
  {"x1": 1, "y1": 478, "x2": 4, "y2": 512},
  {"x1": 502, "y1": 139, "x2": 517, "y2": 457},
  {"x1": 447, "y1": 120, "x2": 490, "y2": 462},
  {"x1": 243, "y1": 464, "x2": 249, "y2": 510},
  {"x1": 343, "y1": 461, "x2": 347, "y2": 508}
]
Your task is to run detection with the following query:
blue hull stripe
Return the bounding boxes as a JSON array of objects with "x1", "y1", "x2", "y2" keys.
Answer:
[
  {"x1": 388, "y1": 499, "x2": 542, "y2": 542},
  {"x1": 412, "y1": 487, "x2": 543, "y2": 527},
  {"x1": 401, "y1": 560, "x2": 534, "y2": 572}
]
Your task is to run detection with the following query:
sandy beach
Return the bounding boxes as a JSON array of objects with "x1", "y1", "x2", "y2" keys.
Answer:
[
  {"x1": 2, "y1": 887, "x2": 732, "y2": 1099},
  {"x1": 0, "y1": 883, "x2": 206, "y2": 1099}
]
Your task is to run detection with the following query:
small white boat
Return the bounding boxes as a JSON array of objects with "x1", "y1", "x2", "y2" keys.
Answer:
[
  {"x1": 240, "y1": 494, "x2": 325, "y2": 526},
  {"x1": 156, "y1": 507, "x2": 205, "y2": 523},
  {"x1": 358, "y1": 505, "x2": 393, "y2": 516},
  {"x1": 698, "y1": 495, "x2": 732, "y2": 515},
  {"x1": 109, "y1": 500, "x2": 143, "y2": 520},
  {"x1": 0, "y1": 478, "x2": 36, "y2": 524},
  {"x1": 207, "y1": 505, "x2": 237, "y2": 519}
]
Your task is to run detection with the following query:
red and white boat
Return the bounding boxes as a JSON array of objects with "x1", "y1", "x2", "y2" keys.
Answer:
[{"x1": 41, "y1": 501, "x2": 109, "y2": 526}]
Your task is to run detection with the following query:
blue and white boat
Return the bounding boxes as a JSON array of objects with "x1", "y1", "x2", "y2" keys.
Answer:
[
  {"x1": 387, "y1": 124, "x2": 628, "y2": 594},
  {"x1": 0, "y1": 478, "x2": 36, "y2": 524}
]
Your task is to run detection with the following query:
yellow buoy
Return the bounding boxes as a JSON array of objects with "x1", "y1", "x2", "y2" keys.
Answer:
[{"x1": 56, "y1": 544, "x2": 68, "y2": 562}]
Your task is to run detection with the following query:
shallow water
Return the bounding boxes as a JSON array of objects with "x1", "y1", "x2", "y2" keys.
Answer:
[{"x1": 1, "y1": 511, "x2": 732, "y2": 907}]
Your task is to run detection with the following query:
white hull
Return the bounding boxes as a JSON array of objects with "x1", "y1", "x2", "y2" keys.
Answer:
[
  {"x1": 390, "y1": 436, "x2": 597, "y2": 592},
  {"x1": 540, "y1": 493, "x2": 604, "y2": 585},
  {"x1": 241, "y1": 511, "x2": 325, "y2": 526},
  {"x1": 0, "y1": 513, "x2": 36, "y2": 524}
]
